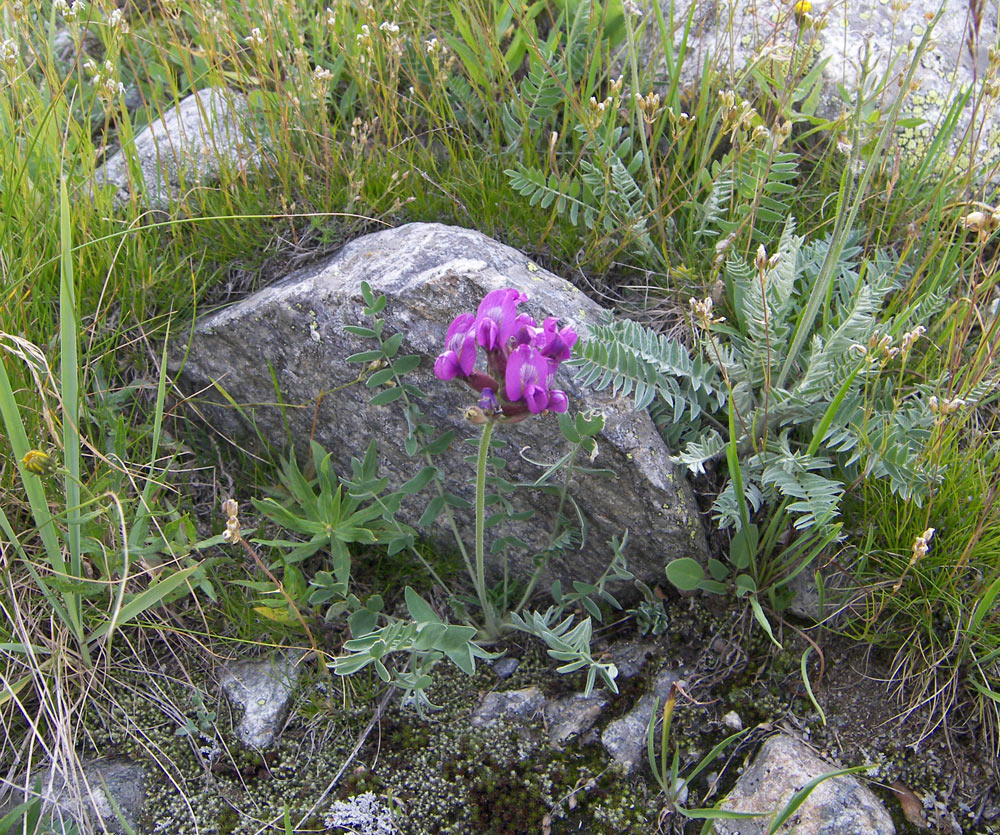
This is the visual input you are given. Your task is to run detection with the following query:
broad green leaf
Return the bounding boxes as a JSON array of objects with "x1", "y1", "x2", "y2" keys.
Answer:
[
  {"x1": 370, "y1": 387, "x2": 404, "y2": 406},
  {"x1": 665, "y1": 557, "x2": 705, "y2": 591},
  {"x1": 735, "y1": 574, "x2": 757, "y2": 596},
  {"x1": 749, "y1": 596, "x2": 782, "y2": 648},
  {"x1": 559, "y1": 412, "x2": 581, "y2": 443},
  {"x1": 405, "y1": 586, "x2": 441, "y2": 624},
  {"x1": 382, "y1": 332, "x2": 404, "y2": 358},
  {"x1": 420, "y1": 431, "x2": 455, "y2": 455}
]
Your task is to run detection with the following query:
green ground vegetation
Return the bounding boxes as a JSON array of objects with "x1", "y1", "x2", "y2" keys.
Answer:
[{"x1": 1, "y1": 0, "x2": 998, "y2": 831}]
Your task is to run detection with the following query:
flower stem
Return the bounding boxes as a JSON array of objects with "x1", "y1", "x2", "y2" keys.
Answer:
[{"x1": 476, "y1": 420, "x2": 499, "y2": 639}]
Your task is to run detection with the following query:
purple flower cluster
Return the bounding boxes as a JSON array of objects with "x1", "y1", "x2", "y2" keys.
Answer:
[{"x1": 434, "y1": 289, "x2": 578, "y2": 421}]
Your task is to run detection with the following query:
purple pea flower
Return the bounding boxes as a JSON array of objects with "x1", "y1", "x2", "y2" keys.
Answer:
[
  {"x1": 434, "y1": 312, "x2": 477, "y2": 380},
  {"x1": 505, "y1": 344, "x2": 552, "y2": 414},
  {"x1": 474, "y1": 289, "x2": 526, "y2": 351},
  {"x1": 479, "y1": 388, "x2": 500, "y2": 414},
  {"x1": 547, "y1": 389, "x2": 569, "y2": 413},
  {"x1": 537, "y1": 317, "x2": 578, "y2": 366}
]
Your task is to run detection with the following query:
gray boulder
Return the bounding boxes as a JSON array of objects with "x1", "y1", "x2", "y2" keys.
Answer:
[
  {"x1": 170, "y1": 223, "x2": 709, "y2": 592},
  {"x1": 220, "y1": 653, "x2": 301, "y2": 748},
  {"x1": 715, "y1": 733, "x2": 895, "y2": 834},
  {"x1": 93, "y1": 87, "x2": 262, "y2": 210},
  {"x1": 636, "y1": 0, "x2": 999, "y2": 189},
  {"x1": 1, "y1": 757, "x2": 146, "y2": 835}
]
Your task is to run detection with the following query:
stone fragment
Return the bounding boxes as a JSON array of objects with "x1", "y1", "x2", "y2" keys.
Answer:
[
  {"x1": 93, "y1": 87, "x2": 262, "y2": 210},
  {"x1": 715, "y1": 733, "x2": 895, "y2": 835},
  {"x1": 607, "y1": 638, "x2": 656, "y2": 679},
  {"x1": 220, "y1": 653, "x2": 301, "y2": 748},
  {"x1": 601, "y1": 667, "x2": 683, "y2": 774},
  {"x1": 53, "y1": 26, "x2": 102, "y2": 66},
  {"x1": 470, "y1": 686, "x2": 546, "y2": 728},
  {"x1": 636, "y1": 0, "x2": 1000, "y2": 188},
  {"x1": 545, "y1": 692, "x2": 609, "y2": 747},
  {"x1": 722, "y1": 710, "x2": 743, "y2": 732},
  {"x1": 1, "y1": 757, "x2": 146, "y2": 835},
  {"x1": 786, "y1": 556, "x2": 857, "y2": 624},
  {"x1": 491, "y1": 657, "x2": 520, "y2": 680},
  {"x1": 171, "y1": 223, "x2": 709, "y2": 592}
]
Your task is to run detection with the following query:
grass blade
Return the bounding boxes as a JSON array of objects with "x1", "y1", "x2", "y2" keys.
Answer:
[
  {"x1": 766, "y1": 765, "x2": 870, "y2": 834},
  {"x1": 59, "y1": 176, "x2": 84, "y2": 645}
]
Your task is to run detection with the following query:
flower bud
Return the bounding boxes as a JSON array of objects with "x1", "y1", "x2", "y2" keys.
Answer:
[{"x1": 22, "y1": 449, "x2": 57, "y2": 476}]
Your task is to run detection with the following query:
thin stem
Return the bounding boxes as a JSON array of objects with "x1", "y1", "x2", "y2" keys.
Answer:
[
  {"x1": 475, "y1": 420, "x2": 499, "y2": 639},
  {"x1": 514, "y1": 442, "x2": 579, "y2": 613}
]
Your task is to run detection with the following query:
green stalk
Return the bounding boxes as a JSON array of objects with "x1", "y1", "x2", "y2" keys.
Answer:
[
  {"x1": 58, "y1": 177, "x2": 86, "y2": 662},
  {"x1": 514, "y1": 444, "x2": 579, "y2": 613},
  {"x1": 475, "y1": 420, "x2": 499, "y2": 639},
  {"x1": 775, "y1": 7, "x2": 943, "y2": 389}
]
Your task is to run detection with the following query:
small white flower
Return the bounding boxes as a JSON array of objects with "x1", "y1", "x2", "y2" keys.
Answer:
[
  {"x1": 58, "y1": 0, "x2": 86, "y2": 21},
  {"x1": 102, "y1": 77, "x2": 125, "y2": 97},
  {"x1": 324, "y1": 7, "x2": 336, "y2": 28},
  {"x1": 108, "y1": 8, "x2": 129, "y2": 33},
  {"x1": 689, "y1": 296, "x2": 725, "y2": 328},
  {"x1": 246, "y1": 27, "x2": 265, "y2": 48},
  {"x1": 623, "y1": 0, "x2": 644, "y2": 17},
  {"x1": 379, "y1": 21, "x2": 400, "y2": 34},
  {"x1": 1, "y1": 38, "x2": 18, "y2": 68},
  {"x1": 899, "y1": 325, "x2": 925, "y2": 356},
  {"x1": 912, "y1": 527, "x2": 935, "y2": 561},
  {"x1": 312, "y1": 66, "x2": 334, "y2": 83}
]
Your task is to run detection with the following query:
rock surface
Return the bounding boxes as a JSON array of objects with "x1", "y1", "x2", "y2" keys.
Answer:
[
  {"x1": 470, "y1": 686, "x2": 546, "y2": 728},
  {"x1": 606, "y1": 638, "x2": 656, "y2": 679},
  {"x1": 545, "y1": 692, "x2": 610, "y2": 747},
  {"x1": 220, "y1": 653, "x2": 301, "y2": 748},
  {"x1": 601, "y1": 666, "x2": 683, "y2": 773},
  {"x1": 638, "y1": 0, "x2": 1000, "y2": 187},
  {"x1": 93, "y1": 87, "x2": 262, "y2": 210},
  {"x1": 171, "y1": 223, "x2": 709, "y2": 591},
  {"x1": 715, "y1": 733, "x2": 895, "y2": 834},
  {"x1": 1, "y1": 757, "x2": 146, "y2": 835},
  {"x1": 786, "y1": 555, "x2": 856, "y2": 623}
]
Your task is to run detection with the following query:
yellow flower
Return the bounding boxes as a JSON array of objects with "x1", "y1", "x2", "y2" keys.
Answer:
[
  {"x1": 793, "y1": 0, "x2": 812, "y2": 15},
  {"x1": 22, "y1": 449, "x2": 56, "y2": 476}
]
